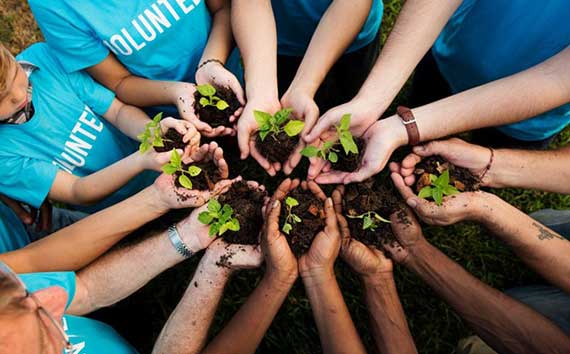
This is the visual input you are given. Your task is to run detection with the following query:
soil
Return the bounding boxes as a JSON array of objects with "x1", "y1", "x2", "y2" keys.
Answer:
[
  {"x1": 332, "y1": 137, "x2": 366, "y2": 172},
  {"x1": 218, "y1": 181, "x2": 267, "y2": 245},
  {"x1": 343, "y1": 179, "x2": 402, "y2": 248},
  {"x1": 174, "y1": 161, "x2": 222, "y2": 191},
  {"x1": 414, "y1": 156, "x2": 481, "y2": 193},
  {"x1": 154, "y1": 128, "x2": 186, "y2": 153},
  {"x1": 193, "y1": 85, "x2": 241, "y2": 128},
  {"x1": 279, "y1": 188, "x2": 326, "y2": 257},
  {"x1": 255, "y1": 130, "x2": 299, "y2": 163}
]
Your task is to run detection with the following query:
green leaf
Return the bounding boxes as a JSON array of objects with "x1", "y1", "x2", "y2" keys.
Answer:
[
  {"x1": 216, "y1": 100, "x2": 229, "y2": 111},
  {"x1": 373, "y1": 213, "x2": 391, "y2": 224},
  {"x1": 209, "y1": 223, "x2": 220, "y2": 237},
  {"x1": 282, "y1": 223, "x2": 292, "y2": 234},
  {"x1": 198, "y1": 212, "x2": 214, "y2": 225},
  {"x1": 208, "y1": 199, "x2": 222, "y2": 213},
  {"x1": 187, "y1": 166, "x2": 202, "y2": 177},
  {"x1": 171, "y1": 149, "x2": 182, "y2": 167},
  {"x1": 442, "y1": 185, "x2": 460, "y2": 196},
  {"x1": 152, "y1": 112, "x2": 163, "y2": 124},
  {"x1": 254, "y1": 110, "x2": 272, "y2": 127},
  {"x1": 418, "y1": 186, "x2": 433, "y2": 199},
  {"x1": 161, "y1": 164, "x2": 178, "y2": 175},
  {"x1": 178, "y1": 175, "x2": 193, "y2": 189},
  {"x1": 283, "y1": 120, "x2": 305, "y2": 137},
  {"x1": 339, "y1": 114, "x2": 351, "y2": 131},
  {"x1": 322, "y1": 140, "x2": 335, "y2": 151},
  {"x1": 221, "y1": 204, "x2": 233, "y2": 221},
  {"x1": 339, "y1": 132, "x2": 358, "y2": 155},
  {"x1": 274, "y1": 108, "x2": 293, "y2": 125},
  {"x1": 139, "y1": 142, "x2": 150, "y2": 154},
  {"x1": 219, "y1": 223, "x2": 229, "y2": 235},
  {"x1": 227, "y1": 218, "x2": 240, "y2": 231},
  {"x1": 292, "y1": 214, "x2": 302, "y2": 223},
  {"x1": 433, "y1": 188, "x2": 443, "y2": 205},
  {"x1": 301, "y1": 146, "x2": 319, "y2": 157},
  {"x1": 362, "y1": 216, "x2": 374, "y2": 230},
  {"x1": 199, "y1": 97, "x2": 210, "y2": 107},
  {"x1": 137, "y1": 132, "x2": 148, "y2": 141},
  {"x1": 436, "y1": 170, "x2": 450, "y2": 187},
  {"x1": 259, "y1": 129, "x2": 270, "y2": 141},
  {"x1": 197, "y1": 84, "x2": 216, "y2": 97},
  {"x1": 286, "y1": 197, "x2": 299, "y2": 208},
  {"x1": 429, "y1": 174, "x2": 438, "y2": 183},
  {"x1": 328, "y1": 151, "x2": 338, "y2": 163},
  {"x1": 153, "y1": 136, "x2": 164, "y2": 148}
]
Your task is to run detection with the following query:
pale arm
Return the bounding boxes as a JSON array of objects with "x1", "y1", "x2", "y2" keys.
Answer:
[{"x1": 201, "y1": 0, "x2": 233, "y2": 64}]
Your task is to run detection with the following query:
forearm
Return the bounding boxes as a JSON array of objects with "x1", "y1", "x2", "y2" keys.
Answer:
[
  {"x1": 0, "y1": 186, "x2": 168, "y2": 273},
  {"x1": 288, "y1": 0, "x2": 372, "y2": 96},
  {"x1": 231, "y1": 0, "x2": 278, "y2": 100},
  {"x1": 486, "y1": 147, "x2": 570, "y2": 193},
  {"x1": 201, "y1": 0, "x2": 233, "y2": 64},
  {"x1": 362, "y1": 274, "x2": 417, "y2": 354},
  {"x1": 303, "y1": 271, "x2": 366, "y2": 354},
  {"x1": 153, "y1": 255, "x2": 231, "y2": 354},
  {"x1": 474, "y1": 193, "x2": 570, "y2": 292},
  {"x1": 407, "y1": 241, "x2": 570, "y2": 354},
  {"x1": 112, "y1": 104, "x2": 154, "y2": 140},
  {"x1": 202, "y1": 273, "x2": 295, "y2": 354},
  {"x1": 357, "y1": 0, "x2": 462, "y2": 111},
  {"x1": 114, "y1": 77, "x2": 186, "y2": 107}
]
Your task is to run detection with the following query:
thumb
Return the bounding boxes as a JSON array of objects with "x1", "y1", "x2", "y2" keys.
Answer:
[
  {"x1": 304, "y1": 112, "x2": 333, "y2": 143},
  {"x1": 237, "y1": 125, "x2": 251, "y2": 159}
]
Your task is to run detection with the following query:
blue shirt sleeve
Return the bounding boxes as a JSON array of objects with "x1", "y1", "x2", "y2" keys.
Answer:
[
  {"x1": 19, "y1": 271, "x2": 77, "y2": 309},
  {"x1": 28, "y1": 0, "x2": 110, "y2": 73},
  {"x1": 67, "y1": 71, "x2": 116, "y2": 116},
  {"x1": 0, "y1": 156, "x2": 58, "y2": 209}
]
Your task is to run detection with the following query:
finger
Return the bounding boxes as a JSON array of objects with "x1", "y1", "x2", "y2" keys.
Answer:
[
  {"x1": 389, "y1": 162, "x2": 400, "y2": 173},
  {"x1": 304, "y1": 113, "x2": 334, "y2": 143},
  {"x1": 315, "y1": 171, "x2": 348, "y2": 184},
  {"x1": 307, "y1": 181, "x2": 327, "y2": 201},
  {"x1": 322, "y1": 161, "x2": 332, "y2": 173},
  {"x1": 213, "y1": 147, "x2": 229, "y2": 179},
  {"x1": 390, "y1": 172, "x2": 421, "y2": 207},
  {"x1": 301, "y1": 105, "x2": 320, "y2": 139},
  {"x1": 190, "y1": 118, "x2": 213, "y2": 134},
  {"x1": 404, "y1": 175, "x2": 416, "y2": 187},
  {"x1": 237, "y1": 124, "x2": 251, "y2": 159},
  {"x1": 249, "y1": 141, "x2": 276, "y2": 175},
  {"x1": 389, "y1": 205, "x2": 421, "y2": 240},
  {"x1": 283, "y1": 141, "x2": 305, "y2": 175},
  {"x1": 332, "y1": 188, "x2": 344, "y2": 214},
  {"x1": 412, "y1": 142, "x2": 442, "y2": 157},
  {"x1": 343, "y1": 159, "x2": 383, "y2": 184},
  {"x1": 188, "y1": 143, "x2": 210, "y2": 163},
  {"x1": 272, "y1": 178, "x2": 292, "y2": 202},
  {"x1": 229, "y1": 79, "x2": 246, "y2": 105},
  {"x1": 307, "y1": 156, "x2": 327, "y2": 180},
  {"x1": 401, "y1": 153, "x2": 422, "y2": 171},
  {"x1": 266, "y1": 200, "x2": 282, "y2": 240},
  {"x1": 212, "y1": 178, "x2": 241, "y2": 197},
  {"x1": 323, "y1": 198, "x2": 339, "y2": 235},
  {"x1": 272, "y1": 161, "x2": 282, "y2": 173}
]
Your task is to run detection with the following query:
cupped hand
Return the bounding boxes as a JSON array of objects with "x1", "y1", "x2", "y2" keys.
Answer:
[
  {"x1": 159, "y1": 117, "x2": 201, "y2": 157},
  {"x1": 382, "y1": 206, "x2": 427, "y2": 265},
  {"x1": 185, "y1": 142, "x2": 229, "y2": 179},
  {"x1": 195, "y1": 60, "x2": 246, "y2": 118}
]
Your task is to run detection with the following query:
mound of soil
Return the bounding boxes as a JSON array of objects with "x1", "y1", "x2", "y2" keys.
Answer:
[
  {"x1": 333, "y1": 137, "x2": 366, "y2": 172},
  {"x1": 414, "y1": 156, "x2": 481, "y2": 193},
  {"x1": 174, "y1": 161, "x2": 222, "y2": 191},
  {"x1": 218, "y1": 181, "x2": 267, "y2": 245},
  {"x1": 154, "y1": 128, "x2": 186, "y2": 153},
  {"x1": 193, "y1": 85, "x2": 241, "y2": 128},
  {"x1": 344, "y1": 179, "x2": 402, "y2": 248},
  {"x1": 279, "y1": 188, "x2": 326, "y2": 257},
  {"x1": 255, "y1": 131, "x2": 299, "y2": 164}
]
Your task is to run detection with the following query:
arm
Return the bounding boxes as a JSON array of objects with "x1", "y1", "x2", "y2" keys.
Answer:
[
  {"x1": 386, "y1": 207, "x2": 570, "y2": 354},
  {"x1": 200, "y1": 0, "x2": 233, "y2": 69}
]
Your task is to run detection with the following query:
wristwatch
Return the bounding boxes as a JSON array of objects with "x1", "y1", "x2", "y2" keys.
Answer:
[
  {"x1": 396, "y1": 106, "x2": 420, "y2": 146},
  {"x1": 167, "y1": 224, "x2": 194, "y2": 259}
]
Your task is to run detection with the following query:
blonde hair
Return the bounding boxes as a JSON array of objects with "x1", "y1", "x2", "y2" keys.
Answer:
[{"x1": 0, "y1": 44, "x2": 16, "y2": 99}]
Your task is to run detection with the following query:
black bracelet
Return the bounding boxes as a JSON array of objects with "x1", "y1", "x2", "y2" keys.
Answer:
[{"x1": 196, "y1": 58, "x2": 225, "y2": 72}]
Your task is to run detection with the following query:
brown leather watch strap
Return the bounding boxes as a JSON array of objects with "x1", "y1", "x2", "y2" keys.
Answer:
[{"x1": 396, "y1": 106, "x2": 420, "y2": 146}]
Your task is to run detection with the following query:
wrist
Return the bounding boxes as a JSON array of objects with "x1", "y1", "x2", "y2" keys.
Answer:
[
  {"x1": 287, "y1": 77, "x2": 318, "y2": 99},
  {"x1": 470, "y1": 192, "x2": 502, "y2": 224},
  {"x1": 300, "y1": 266, "x2": 336, "y2": 288},
  {"x1": 361, "y1": 270, "x2": 394, "y2": 287},
  {"x1": 203, "y1": 248, "x2": 234, "y2": 277},
  {"x1": 145, "y1": 184, "x2": 171, "y2": 214},
  {"x1": 404, "y1": 239, "x2": 433, "y2": 269},
  {"x1": 197, "y1": 253, "x2": 233, "y2": 287},
  {"x1": 171, "y1": 82, "x2": 194, "y2": 104},
  {"x1": 265, "y1": 268, "x2": 298, "y2": 290},
  {"x1": 245, "y1": 80, "x2": 279, "y2": 103},
  {"x1": 373, "y1": 115, "x2": 409, "y2": 148}
]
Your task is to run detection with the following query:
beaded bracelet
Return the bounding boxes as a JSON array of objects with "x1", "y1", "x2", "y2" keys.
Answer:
[
  {"x1": 196, "y1": 58, "x2": 225, "y2": 72},
  {"x1": 479, "y1": 148, "x2": 495, "y2": 182}
]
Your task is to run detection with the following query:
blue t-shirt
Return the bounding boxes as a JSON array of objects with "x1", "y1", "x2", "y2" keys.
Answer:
[
  {"x1": 0, "y1": 202, "x2": 31, "y2": 253},
  {"x1": 432, "y1": 0, "x2": 570, "y2": 141},
  {"x1": 271, "y1": 0, "x2": 384, "y2": 56},
  {"x1": 20, "y1": 271, "x2": 138, "y2": 354},
  {"x1": 0, "y1": 43, "x2": 154, "y2": 213}
]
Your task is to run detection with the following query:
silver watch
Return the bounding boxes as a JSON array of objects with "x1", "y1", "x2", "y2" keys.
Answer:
[{"x1": 167, "y1": 224, "x2": 194, "y2": 259}]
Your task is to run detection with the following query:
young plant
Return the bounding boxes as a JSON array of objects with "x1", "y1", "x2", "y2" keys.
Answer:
[
  {"x1": 347, "y1": 211, "x2": 391, "y2": 232},
  {"x1": 198, "y1": 199, "x2": 240, "y2": 237},
  {"x1": 161, "y1": 149, "x2": 202, "y2": 189},
  {"x1": 138, "y1": 112, "x2": 165, "y2": 153},
  {"x1": 282, "y1": 197, "x2": 302, "y2": 235},
  {"x1": 255, "y1": 108, "x2": 305, "y2": 141},
  {"x1": 418, "y1": 169, "x2": 459, "y2": 205},
  {"x1": 301, "y1": 114, "x2": 358, "y2": 162},
  {"x1": 197, "y1": 84, "x2": 229, "y2": 111}
]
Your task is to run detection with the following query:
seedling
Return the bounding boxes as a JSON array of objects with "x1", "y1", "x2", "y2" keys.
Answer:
[
  {"x1": 301, "y1": 114, "x2": 358, "y2": 162},
  {"x1": 197, "y1": 84, "x2": 229, "y2": 111},
  {"x1": 255, "y1": 108, "x2": 305, "y2": 141},
  {"x1": 347, "y1": 211, "x2": 391, "y2": 232},
  {"x1": 138, "y1": 112, "x2": 165, "y2": 153},
  {"x1": 418, "y1": 170, "x2": 459, "y2": 205},
  {"x1": 282, "y1": 197, "x2": 302, "y2": 234},
  {"x1": 161, "y1": 149, "x2": 202, "y2": 189},
  {"x1": 198, "y1": 199, "x2": 240, "y2": 237}
]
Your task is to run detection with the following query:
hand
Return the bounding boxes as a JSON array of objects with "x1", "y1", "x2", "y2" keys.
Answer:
[
  {"x1": 159, "y1": 117, "x2": 201, "y2": 157},
  {"x1": 262, "y1": 199, "x2": 299, "y2": 285},
  {"x1": 390, "y1": 169, "x2": 490, "y2": 225},
  {"x1": 0, "y1": 195, "x2": 52, "y2": 232},
  {"x1": 314, "y1": 116, "x2": 407, "y2": 184},
  {"x1": 195, "y1": 60, "x2": 245, "y2": 122},
  {"x1": 204, "y1": 239, "x2": 263, "y2": 273},
  {"x1": 173, "y1": 82, "x2": 232, "y2": 137},
  {"x1": 382, "y1": 206, "x2": 427, "y2": 265},
  {"x1": 304, "y1": 96, "x2": 384, "y2": 144},
  {"x1": 280, "y1": 89, "x2": 319, "y2": 175},
  {"x1": 391, "y1": 138, "x2": 493, "y2": 188},
  {"x1": 237, "y1": 97, "x2": 283, "y2": 176},
  {"x1": 332, "y1": 187, "x2": 393, "y2": 278},
  {"x1": 176, "y1": 203, "x2": 217, "y2": 253},
  {"x1": 185, "y1": 141, "x2": 230, "y2": 179},
  {"x1": 298, "y1": 197, "x2": 340, "y2": 279}
]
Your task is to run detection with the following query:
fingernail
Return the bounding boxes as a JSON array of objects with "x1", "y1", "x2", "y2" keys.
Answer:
[
  {"x1": 326, "y1": 198, "x2": 333, "y2": 207},
  {"x1": 273, "y1": 200, "x2": 279, "y2": 208},
  {"x1": 407, "y1": 198, "x2": 417, "y2": 208}
]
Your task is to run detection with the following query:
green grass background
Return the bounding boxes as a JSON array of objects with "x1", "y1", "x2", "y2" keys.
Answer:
[{"x1": 2, "y1": 1, "x2": 569, "y2": 353}]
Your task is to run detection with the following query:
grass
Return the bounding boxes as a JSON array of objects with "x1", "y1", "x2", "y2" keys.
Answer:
[{"x1": 3, "y1": 1, "x2": 570, "y2": 353}]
